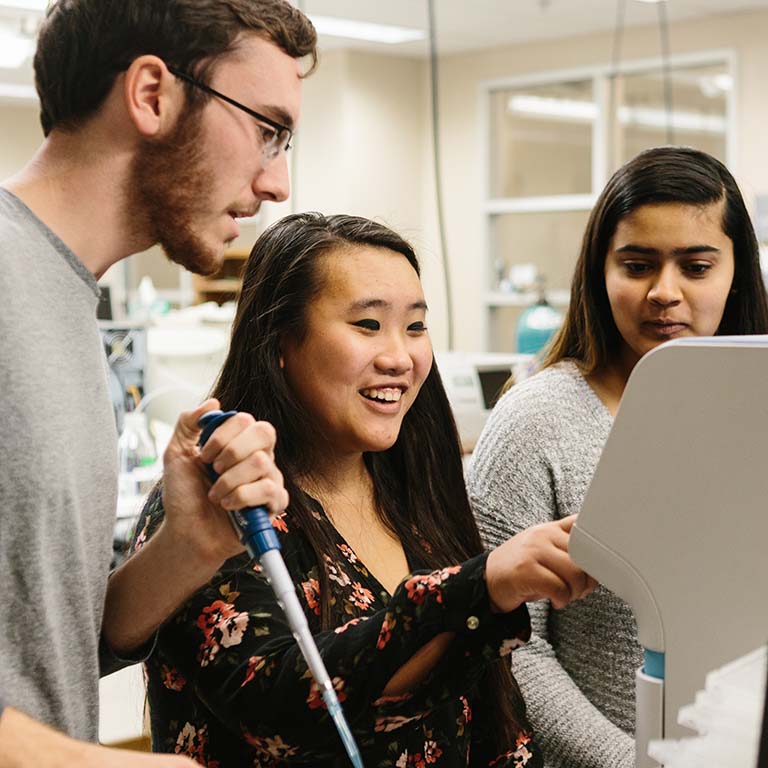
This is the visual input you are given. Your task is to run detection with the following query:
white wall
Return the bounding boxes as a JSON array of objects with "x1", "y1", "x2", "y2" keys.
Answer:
[
  {"x1": 3, "y1": 8, "x2": 768, "y2": 350},
  {"x1": 435, "y1": 8, "x2": 768, "y2": 351},
  {"x1": 0, "y1": 102, "x2": 41, "y2": 179}
]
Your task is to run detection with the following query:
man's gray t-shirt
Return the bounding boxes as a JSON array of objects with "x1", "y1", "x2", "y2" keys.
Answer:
[{"x1": 0, "y1": 188, "x2": 117, "y2": 740}]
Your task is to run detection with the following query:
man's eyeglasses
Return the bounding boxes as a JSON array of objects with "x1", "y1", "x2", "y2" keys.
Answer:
[{"x1": 167, "y1": 65, "x2": 293, "y2": 165}]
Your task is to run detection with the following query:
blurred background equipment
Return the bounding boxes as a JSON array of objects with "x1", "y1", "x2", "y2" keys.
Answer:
[
  {"x1": 647, "y1": 645, "x2": 767, "y2": 768},
  {"x1": 515, "y1": 275, "x2": 564, "y2": 355},
  {"x1": 436, "y1": 351, "x2": 535, "y2": 453}
]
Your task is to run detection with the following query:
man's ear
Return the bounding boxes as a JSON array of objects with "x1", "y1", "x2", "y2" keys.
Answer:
[{"x1": 123, "y1": 55, "x2": 184, "y2": 138}]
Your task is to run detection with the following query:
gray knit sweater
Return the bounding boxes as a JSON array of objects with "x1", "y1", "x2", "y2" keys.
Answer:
[{"x1": 467, "y1": 361, "x2": 642, "y2": 768}]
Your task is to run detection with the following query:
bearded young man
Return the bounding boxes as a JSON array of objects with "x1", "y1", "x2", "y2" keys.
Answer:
[{"x1": 0, "y1": 2, "x2": 316, "y2": 765}]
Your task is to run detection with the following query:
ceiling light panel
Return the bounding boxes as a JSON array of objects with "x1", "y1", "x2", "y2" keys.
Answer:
[
  {"x1": 308, "y1": 15, "x2": 424, "y2": 44},
  {"x1": 0, "y1": 0, "x2": 48, "y2": 11}
]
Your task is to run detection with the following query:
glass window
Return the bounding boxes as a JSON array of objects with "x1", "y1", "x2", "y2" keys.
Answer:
[
  {"x1": 490, "y1": 209, "x2": 591, "y2": 293},
  {"x1": 489, "y1": 79, "x2": 594, "y2": 198},
  {"x1": 610, "y1": 62, "x2": 728, "y2": 171}
]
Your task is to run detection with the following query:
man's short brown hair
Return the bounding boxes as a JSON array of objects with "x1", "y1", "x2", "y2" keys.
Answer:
[{"x1": 34, "y1": 0, "x2": 317, "y2": 136}]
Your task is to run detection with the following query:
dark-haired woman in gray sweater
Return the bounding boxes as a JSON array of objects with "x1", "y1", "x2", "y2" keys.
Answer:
[{"x1": 468, "y1": 146, "x2": 768, "y2": 768}]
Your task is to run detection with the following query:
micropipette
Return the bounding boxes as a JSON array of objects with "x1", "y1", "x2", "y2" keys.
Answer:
[{"x1": 198, "y1": 410, "x2": 364, "y2": 768}]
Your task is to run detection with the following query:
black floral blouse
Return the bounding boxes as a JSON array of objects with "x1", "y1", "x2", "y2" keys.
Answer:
[{"x1": 131, "y1": 490, "x2": 542, "y2": 768}]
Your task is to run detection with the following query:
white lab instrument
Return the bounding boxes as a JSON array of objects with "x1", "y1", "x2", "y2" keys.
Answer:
[
  {"x1": 146, "y1": 325, "x2": 229, "y2": 425},
  {"x1": 647, "y1": 645, "x2": 767, "y2": 768},
  {"x1": 569, "y1": 336, "x2": 768, "y2": 768},
  {"x1": 435, "y1": 352, "x2": 534, "y2": 451}
]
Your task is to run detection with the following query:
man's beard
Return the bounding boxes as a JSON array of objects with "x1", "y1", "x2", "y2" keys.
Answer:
[{"x1": 130, "y1": 110, "x2": 226, "y2": 277}]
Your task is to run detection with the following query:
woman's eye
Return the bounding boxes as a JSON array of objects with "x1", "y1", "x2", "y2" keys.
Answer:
[
  {"x1": 624, "y1": 262, "x2": 651, "y2": 275},
  {"x1": 408, "y1": 321, "x2": 428, "y2": 333},
  {"x1": 353, "y1": 319, "x2": 380, "y2": 331},
  {"x1": 684, "y1": 262, "x2": 712, "y2": 275}
]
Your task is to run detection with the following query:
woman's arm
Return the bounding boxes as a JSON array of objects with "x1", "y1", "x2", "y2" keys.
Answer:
[
  {"x1": 153, "y1": 551, "x2": 531, "y2": 755},
  {"x1": 102, "y1": 403, "x2": 288, "y2": 666}
]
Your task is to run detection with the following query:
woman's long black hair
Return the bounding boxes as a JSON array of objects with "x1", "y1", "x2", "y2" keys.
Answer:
[
  {"x1": 544, "y1": 146, "x2": 768, "y2": 372},
  {"x1": 212, "y1": 212, "x2": 527, "y2": 749}
]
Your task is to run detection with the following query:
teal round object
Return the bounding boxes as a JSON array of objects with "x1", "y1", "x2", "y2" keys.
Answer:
[{"x1": 516, "y1": 302, "x2": 563, "y2": 354}]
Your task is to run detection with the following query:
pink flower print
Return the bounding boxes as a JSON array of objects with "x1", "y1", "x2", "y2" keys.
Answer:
[
  {"x1": 404, "y1": 576, "x2": 430, "y2": 605},
  {"x1": 221, "y1": 613, "x2": 248, "y2": 648},
  {"x1": 337, "y1": 543, "x2": 358, "y2": 564},
  {"x1": 424, "y1": 740, "x2": 442, "y2": 764},
  {"x1": 335, "y1": 616, "x2": 367, "y2": 634},
  {"x1": 272, "y1": 514, "x2": 288, "y2": 533},
  {"x1": 241, "y1": 655, "x2": 266, "y2": 688},
  {"x1": 243, "y1": 732, "x2": 299, "y2": 763},
  {"x1": 349, "y1": 581, "x2": 375, "y2": 611},
  {"x1": 376, "y1": 616, "x2": 393, "y2": 650},
  {"x1": 307, "y1": 676, "x2": 347, "y2": 710},
  {"x1": 404, "y1": 565, "x2": 461, "y2": 606},
  {"x1": 302, "y1": 578, "x2": 321, "y2": 616},
  {"x1": 488, "y1": 733, "x2": 534, "y2": 767},
  {"x1": 174, "y1": 722, "x2": 218, "y2": 765},
  {"x1": 324, "y1": 556, "x2": 351, "y2": 587},
  {"x1": 374, "y1": 712, "x2": 425, "y2": 733},
  {"x1": 132, "y1": 514, "x2": 151, "y2": 553},
  {"x1": 196, "y1": 600, "x2": 249, "y2": 667},
  {"x1": 160, "y1": 664, "x2": 186, "y2": 692}
]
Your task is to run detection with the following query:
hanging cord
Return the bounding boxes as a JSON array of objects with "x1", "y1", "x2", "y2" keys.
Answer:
[
  {"x1": 427, "y1": 0, "x2": 455, "y2": 351},
  {"x1": 608, "y1": 0, "x2": 627, "y2": 165},
  {"x1": 657, "y1": 0, "x2": 675, "y2": 145},
  {"x1": 290, "y1": 0, "x2": 307, "y2": 215}
]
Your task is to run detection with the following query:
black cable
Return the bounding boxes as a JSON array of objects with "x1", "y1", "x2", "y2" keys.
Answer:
[
  {"x1": 657, "y1": 0, "x2": 675, "y2": 145},
  {"x1": 290, "y1": 0, "x2": 307, "y2": 215},
  {"x1": 608, "y1": 0, "x2": 627, "y2": 165},
  {"x1": 427, "y1": 0, "x2": 454, "y2": 351},
  {"x1": 758, "y1": 644, "x2": 768, "y2": 768}
]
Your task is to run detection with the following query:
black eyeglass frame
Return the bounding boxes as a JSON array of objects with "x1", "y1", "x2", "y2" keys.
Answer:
[{"x1": 167, "y1": 65, "x2": 293, "y2": 153}]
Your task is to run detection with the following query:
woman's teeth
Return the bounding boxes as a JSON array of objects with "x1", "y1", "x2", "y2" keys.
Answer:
[{"x1": 361, "y1": 388, "x2": 402, "y2": 402}]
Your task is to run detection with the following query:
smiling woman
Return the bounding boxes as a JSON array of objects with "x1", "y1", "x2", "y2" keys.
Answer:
[
  {"x1": 468, "y1": 146, "x2": 768, "y2": 768},
  {"x1": 129, "y1": 212, "x2": 598, "y2": 766},
  {"x1": 281, "y1": 244, "x2": 433, "y2": 459}
]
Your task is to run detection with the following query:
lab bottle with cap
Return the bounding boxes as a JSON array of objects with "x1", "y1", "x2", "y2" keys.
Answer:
[{"x1": 118, "y1": 410, "x2": 158, "y2": 497}]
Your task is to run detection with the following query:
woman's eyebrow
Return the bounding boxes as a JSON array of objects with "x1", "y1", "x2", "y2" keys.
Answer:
[
  {"x1": 614, "y1": 244, "x2": 721, "y2": 256},
  {"x1": 347, "y1": 298, "x2": 428, "y2": 311}
]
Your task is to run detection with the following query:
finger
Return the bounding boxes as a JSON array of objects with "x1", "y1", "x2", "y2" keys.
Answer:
[
  {"x1": 205, "y1": 420, "x2": 277, "y2": 474},
  {"x1": 536, "y1": 547, "x2": 591, "y2": 604},
  {"x1": 218, "y1": 476, "x2": 290, "y2": 516},
  {"x1": 208, "y1": 450, "x2": 279, "y2": 503},
  {"x1": 544, "y1": 523, "x2": 571, "y2": 553},
  {"x1": 527, "y1": 564, "x2": 573, "y2": 610},
  {"x1": 580, "y1": 575, "x2": 600, "y2": 600},
  {"x1": 197, "y1": 410, "x2": 255, "y2": 464},
  {"x1": 556, "y1": 514, "x2": 578, "y2": 533},
  {"x1": 172, "y1": 398, "x2": 221, "y2": 446}
]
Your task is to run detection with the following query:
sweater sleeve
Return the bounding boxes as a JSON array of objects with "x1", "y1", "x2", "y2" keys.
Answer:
[{"x1": 467, "y1": 386, "x2": 635, "y2": 768}]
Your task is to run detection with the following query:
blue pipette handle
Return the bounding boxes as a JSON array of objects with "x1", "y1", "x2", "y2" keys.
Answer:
[
  {"x1": 198, "y1": 410, "x2": 364, "y2": 768},
  {"x1": 198, "y1": 410, "x2": 277, "y2": 559}
]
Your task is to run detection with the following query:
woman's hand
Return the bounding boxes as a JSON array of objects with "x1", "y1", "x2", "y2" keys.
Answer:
[
  {"x1": 485, "y1": 515, "x2": 597, "y2": 613},
  {"x1": 161, "y1": 399, "x2": 289, "y2": 566}
]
